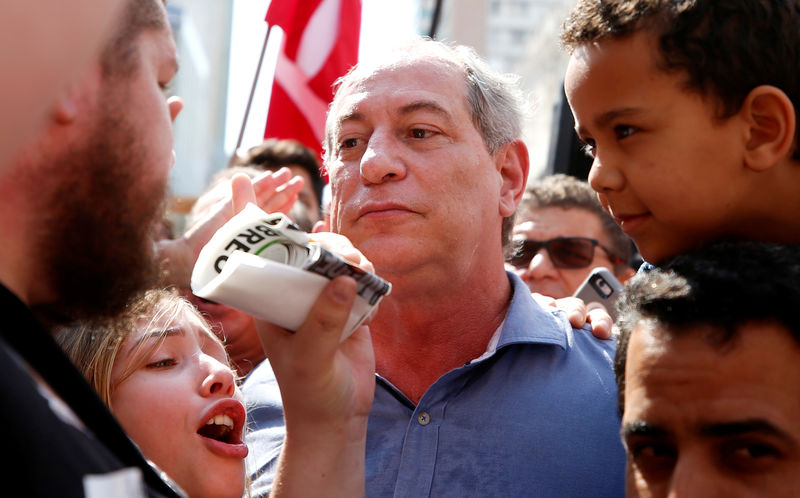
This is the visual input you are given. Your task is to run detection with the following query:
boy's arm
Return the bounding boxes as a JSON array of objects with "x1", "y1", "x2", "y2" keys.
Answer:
[{"x1": 533, "y1": 293, "x2": 614, "y2": 339}]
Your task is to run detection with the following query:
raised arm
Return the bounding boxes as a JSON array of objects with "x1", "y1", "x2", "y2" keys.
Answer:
[{"x1": 156, "y1": 168, "x2": 304, "y2": 289}]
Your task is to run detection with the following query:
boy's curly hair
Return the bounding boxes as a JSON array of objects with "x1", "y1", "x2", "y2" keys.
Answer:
[{"x1": 561, "y1": 0, "x2": 800, "y2": 159}]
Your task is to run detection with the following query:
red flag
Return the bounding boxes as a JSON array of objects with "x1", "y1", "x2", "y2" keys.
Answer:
[{"x1": 264, "y1": 0, "x2": 361, "y2": 162}]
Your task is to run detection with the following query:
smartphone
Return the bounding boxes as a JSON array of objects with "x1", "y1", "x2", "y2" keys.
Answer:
[{"x1": 572, "y1": 267, "x2": 623, "y2": 322}]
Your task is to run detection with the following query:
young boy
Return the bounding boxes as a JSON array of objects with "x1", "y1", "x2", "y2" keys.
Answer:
[{"x1": 560, "y1": 0, "x2": 800, "y2": 264}]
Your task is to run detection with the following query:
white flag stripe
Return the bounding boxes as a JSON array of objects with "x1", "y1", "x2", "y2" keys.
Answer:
[
  {"x1": 274, "y1": 49, "x2": 328, "y2": 142},
  {"x1": 297, "y1": 0, "x2": 341, "y2": 77}
]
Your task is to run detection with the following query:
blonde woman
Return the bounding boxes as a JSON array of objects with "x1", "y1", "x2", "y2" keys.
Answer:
[
  {"x1": 57, "y1": 289, "x2": 248, "y2": 498},
  {"x1": 58, "y1": 267, "x2": 377, "y2": 497}
]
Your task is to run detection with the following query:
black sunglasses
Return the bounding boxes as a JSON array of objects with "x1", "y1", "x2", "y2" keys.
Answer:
[{"x1": 507, "y1": 237, "x2": 623, "y2": 269}]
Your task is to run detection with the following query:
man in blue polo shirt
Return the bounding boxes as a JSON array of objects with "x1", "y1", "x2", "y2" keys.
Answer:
[{"x1": 244, "y1": 37, "x2": 625, "y2": 496}]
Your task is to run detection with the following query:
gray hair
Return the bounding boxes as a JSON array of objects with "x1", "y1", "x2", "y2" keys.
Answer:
[
  {"x1": 323, "y1": 36, "x2": 528, "y2": 247},
  {"x1": 324, "y1": 36, "x2": 526, "y2": 158}
]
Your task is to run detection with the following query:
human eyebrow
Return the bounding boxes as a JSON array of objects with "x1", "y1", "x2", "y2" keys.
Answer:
[
  {"x1": 133, "y1": 327, "x2": 184, "y2": 348},
  {"x1": 335, "y1": 108, "x2": 364, "y2": 129},
  {"x1": 575, "y1": 107, "x2": 642, "y2": 137},
  {"x1": 398, "y1": 100, "x2": 453, "y2": 120},
  {"x1": 622, "y1": 420, "x2": 669, "y2": 439},
  {"x1": 699, "y1": 419, "x2": 796, "y2": 446}
]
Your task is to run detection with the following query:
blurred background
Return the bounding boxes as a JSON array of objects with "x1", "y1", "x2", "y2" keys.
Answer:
[{"x1": 165, "y1": 0, "x2": 591, "y2": 225}]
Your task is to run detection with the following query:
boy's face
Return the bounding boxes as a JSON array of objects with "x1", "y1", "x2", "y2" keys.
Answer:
[{"x1": 565, "y1": 31, "x2": 749, "y2": 263}]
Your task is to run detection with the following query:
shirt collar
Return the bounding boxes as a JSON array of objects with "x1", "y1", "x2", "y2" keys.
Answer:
[{"x1": 494, "y1": 271, "x2": 571, "y2": 351}]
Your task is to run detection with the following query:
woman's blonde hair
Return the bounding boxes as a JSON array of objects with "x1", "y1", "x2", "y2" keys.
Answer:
[{"x1": 56, "y1": 289, "x2": 230, "y2": 410}]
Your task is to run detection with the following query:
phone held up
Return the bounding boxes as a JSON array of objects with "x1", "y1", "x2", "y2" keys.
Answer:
[{"x1": 572, "y1": 267, "x2": 623, "y2": 322}]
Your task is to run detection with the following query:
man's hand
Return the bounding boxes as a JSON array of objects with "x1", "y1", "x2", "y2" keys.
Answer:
[
  {"x1": 256, "y1": 276, "x2": 375, "y2": 428},
  {"x1": 532, "y1": 293, "x2": 614, "y2": 340},
  {"x1": 257, "y1": 276, "x2": 375, "y2": 497}
]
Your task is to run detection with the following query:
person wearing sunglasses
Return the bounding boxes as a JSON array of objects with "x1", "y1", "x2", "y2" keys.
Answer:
[{"x1": 508, "y1": 174, "x2": 635, "y2": 298}]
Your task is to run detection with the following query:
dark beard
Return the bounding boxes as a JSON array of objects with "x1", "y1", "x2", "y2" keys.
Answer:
[{"x1": 30, "y1": 102, "x2": 168, "y2": 328}]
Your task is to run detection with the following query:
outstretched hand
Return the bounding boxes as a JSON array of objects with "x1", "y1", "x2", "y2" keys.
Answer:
[
  {"x1": 187, "y1": 168, "x2": 303, "y2": 259},
  {"x1": 156, "y1": 169, "x2": 303, "y2": 289},
  {"x1": 231, "y1": 172, "x2": 375, "y2": 496}
]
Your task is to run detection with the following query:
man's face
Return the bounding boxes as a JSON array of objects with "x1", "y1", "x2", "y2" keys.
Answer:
[
  {"x1": 622, "y1": 321, "x2": 800, "y2": 497},
  {"x1": 33, "y1": 11, "x2": 182, "y2": 324},
  {"x1": 325, "y1": 57, "x2": 511, "y2": 280},
  {"x1": 509, "y1": 207, "x2": 620, "y2": 298},
  {"x1": 564, "y1": 30, "x2": 749, "y2": 264}
]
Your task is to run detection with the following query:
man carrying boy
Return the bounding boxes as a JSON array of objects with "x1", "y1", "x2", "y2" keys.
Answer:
[
  {"x1": 614, "y1": 241, "x2": 800, "y2": 496},
  {"x1": 561, "y1": 0, "x2": 800, "y2": 264},
  {"x1": 560, "y1": 3, "x2": 800, "y2": 495}
]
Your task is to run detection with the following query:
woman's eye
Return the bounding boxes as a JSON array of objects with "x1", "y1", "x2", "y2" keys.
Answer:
[{"x1": 147, "y1": 358, "x2": 176, "y2": 369}]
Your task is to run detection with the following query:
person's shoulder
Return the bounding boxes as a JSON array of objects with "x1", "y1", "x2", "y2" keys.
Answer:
[
  {"x1": 518, "y1": 287, "x2": 617, "y2": 359},
  {"x1": 0, "y1": 341, "x2": 182, "y2": 497},
  {"x1": 502, "y1": 284, "x2": 573, "y2": 348}
]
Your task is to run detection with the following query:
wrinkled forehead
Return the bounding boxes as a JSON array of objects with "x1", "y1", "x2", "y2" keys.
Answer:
[
  {"x1": 347, "y1": 42, "x2": 465, "y2": 86},
  {"x1": 326, "y1": 50, "x2": 468, "y2": 135}
]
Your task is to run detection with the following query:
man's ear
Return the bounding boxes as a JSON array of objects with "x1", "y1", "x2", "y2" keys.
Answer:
[
  {"x1": 741, "y1": 85, "x2": 796, "y2": 171},
  {"x1": 51, "y1": 82, "x2": 82, "y2": 125},
  {"x1": 496, "y1": 139, "x2": 529, "y2": 218},
  {"x1": 50, "y1": 64, "x2": 102, "y2": 125}
]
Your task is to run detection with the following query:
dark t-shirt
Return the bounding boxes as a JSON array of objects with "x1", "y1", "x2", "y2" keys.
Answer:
[{"x1": 0, "y1": 284, "x2": 182, "y2": 497}]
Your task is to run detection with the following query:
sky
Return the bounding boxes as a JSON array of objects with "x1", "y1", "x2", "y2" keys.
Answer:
[{"x1": 224, "y1": 0, "x2": 418, "y2": 155}]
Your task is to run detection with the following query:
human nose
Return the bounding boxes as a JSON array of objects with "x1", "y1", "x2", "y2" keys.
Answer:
[
  {"x1": 588, "y1": 150, "x2": 625, "y2": 194},
  {"x1": 359, "y1": 131, "x2": 407, "y2": 184},
  {"x1": 667, "y1": 457, "x2": 722, "y2": 498},
  {"x1": 200, "y1": 355, "x2": 236, "y2": 397},
  {"x1": 167, "y1": 95, "x2": 183, "y2": 123},
  {"x1": 526, "y1": 248, "x2": 559, "y2": 281}
]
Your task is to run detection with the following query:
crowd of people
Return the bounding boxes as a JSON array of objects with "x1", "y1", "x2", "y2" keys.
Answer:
[{"x1": 2, "y1": 0, "x2": 799, "y2": 497}]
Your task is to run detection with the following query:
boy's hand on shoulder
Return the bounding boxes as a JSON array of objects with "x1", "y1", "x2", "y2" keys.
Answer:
[{"x1": 532, "y1": 293, "x2": 613, "y2": 340}]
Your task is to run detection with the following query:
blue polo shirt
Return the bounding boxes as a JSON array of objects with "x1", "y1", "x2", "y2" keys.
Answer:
[{"x1": 243, "y1": 273, "x2": 625, "y2": 497}]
